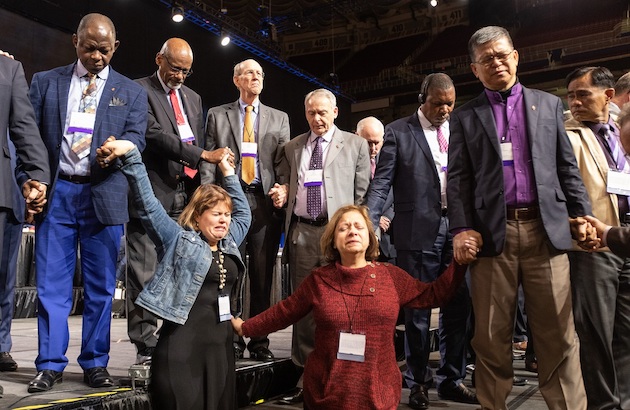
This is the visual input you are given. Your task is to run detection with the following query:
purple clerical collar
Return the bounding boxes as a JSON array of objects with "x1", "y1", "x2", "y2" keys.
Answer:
[{"x1": 484, "y1": 81, "x2": 522, "y2": 103}]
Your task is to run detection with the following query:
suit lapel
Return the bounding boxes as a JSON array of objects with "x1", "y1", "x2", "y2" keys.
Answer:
[
  {"x1": 408, "y1": 114, "x2": 438, "y2": 179},
  {"x1": 523, "y1": 87, "x2": 540, "y2": 152},
  {"x1": 95, "y1": 70, "x2": 118, "y2": 137},
  {"x1": 58, "y1": 65, "x2": 73, "y2": 133},
  {"x1": 150, "y1": 74, "x2": 178, "y2": 133},
  {"x1": 473, "y1": 93, "x2": 501, "y2": 156},
  {"x1": 325, "y1": 128, "x2": 343, "y2": 167},
  {"x1": 227, "y1": 101, "x2": 242, "y2": 155},
  {"x1": 258, "y1": 103, "x2": 270, "y2": 144}
]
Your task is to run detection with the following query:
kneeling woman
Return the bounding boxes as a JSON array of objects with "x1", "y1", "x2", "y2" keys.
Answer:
[
  {"x1": 232, "y1": 205, "x2": 478, "y2": 410},
  {"x1": 97, "y1": 139, "x2": 250, "y2": 410}
]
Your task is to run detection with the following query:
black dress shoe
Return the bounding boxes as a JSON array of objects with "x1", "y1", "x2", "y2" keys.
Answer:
[
  {"x1": 249, "y1": 346, "x2": 274, "y2": 361},
  {"x1": 438, "y1": 383, "x2": 479, "y2": 404},
  {"x1": 513, "y1": 376, "x2": 528, "y2": 386},
  {"x1": 83, "y1": 367, "x2": 114, "y2": 388},
  {"x1": 28, "y1": 370, "x2": 63, "y2": 393},
  {"x1": 279, "y1": 388, "x2": 303, "y2": 404},
  {"x1": 234, "y1": 344, "x2": 244, "y2": 361},
  {"x1": 0, "y1": 352, "x2": 17, "y2": 371},
  {"x1": 408, "y1": 385, "x2": 429, "y2": 410}
]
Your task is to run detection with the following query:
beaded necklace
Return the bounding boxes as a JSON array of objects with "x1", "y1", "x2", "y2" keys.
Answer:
[{"x1": 215, "y1": 250, "x2": 227, "y2": 291}]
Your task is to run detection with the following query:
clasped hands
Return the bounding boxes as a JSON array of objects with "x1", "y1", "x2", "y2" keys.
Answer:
[{"x1": 570, "y1": 216, "x2": 608, "y2": 251}]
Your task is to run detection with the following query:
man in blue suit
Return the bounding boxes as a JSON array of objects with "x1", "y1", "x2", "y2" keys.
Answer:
[
  {"x1": 25, "y1": 13, "x2": 147, "y2": 393},
  {"x1": 366, "y1": 74, "x2": 476, "y2": 408}
]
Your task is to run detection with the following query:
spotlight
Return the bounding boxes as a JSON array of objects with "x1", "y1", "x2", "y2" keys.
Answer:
[
  {"x1": 430, "y1": 0, "x2": 438, "y2": 7},
  {"x1": 221, "y1": 33, "x2": 231, "y2": 46},
  {"x1": 172, "y1": 5, "x2": 184, "y2": 23}
]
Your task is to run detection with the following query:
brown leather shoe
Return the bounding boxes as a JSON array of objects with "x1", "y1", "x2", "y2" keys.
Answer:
[{"x1": 438, "y1": 383, "x2": 479, "y2": 404}]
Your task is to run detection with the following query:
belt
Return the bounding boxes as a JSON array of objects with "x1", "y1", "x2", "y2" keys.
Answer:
[
  {"x1": 58, "y1": 174, "x2": 91, "y2": 184},
  {"x1": 506, "y1": 205, "x2": 539, "y2": 221},
  {"x1": 241, "y1": 184, "x2": 263, "y2": 193},
  {"x1": 441, "y1": 208, "x2": 448, "y2": 217},
  {"x1": 621, "y1": 213, "x2": 630, "y2": 224},
  {"x1": 293, "y1": 215, "x2": 328, "y2": 227}
]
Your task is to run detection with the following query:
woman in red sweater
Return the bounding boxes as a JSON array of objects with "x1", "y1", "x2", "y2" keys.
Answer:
[{"x1": 231, "y1": 205, "x2": 479, "y2": 409}]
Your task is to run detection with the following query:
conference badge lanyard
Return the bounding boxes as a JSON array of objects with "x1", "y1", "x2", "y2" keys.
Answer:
[
  {"x1": 178, "y1": 123, "x2": 196, "y2": 144},
  {"x1": 215, "y1": 249, "x2": 231, "y2": 322},
  {"x1": 607, "y1": 169, "x2": 630, "y2": 196},
  {"x1": 304, "y1": 170, "x2": 323, "y2": 187},
  {"x1": 336, "y1": 268, "x2": 369, "y2": 363},
  {"x1": 242, "y1": 142, "x2": 258, "y2": 160}
]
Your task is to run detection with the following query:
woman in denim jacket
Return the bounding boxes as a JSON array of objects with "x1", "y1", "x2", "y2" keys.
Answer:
[{"x1": 97, "y1": 139, "x2": 251, "y2": 410}]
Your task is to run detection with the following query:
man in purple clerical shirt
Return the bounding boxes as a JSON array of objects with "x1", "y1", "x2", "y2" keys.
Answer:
[{"x1": 446, "y1": 25, "x2": 591, "y2": 410}]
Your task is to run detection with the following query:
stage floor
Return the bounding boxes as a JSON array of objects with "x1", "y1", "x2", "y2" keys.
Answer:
[{"x1": 0, "y1": 316, "x2": 548, "y2": 409}]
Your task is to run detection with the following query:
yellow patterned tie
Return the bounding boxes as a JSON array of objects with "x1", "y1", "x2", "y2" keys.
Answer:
[{"x1": 241, "y1": 105, "x2": 255, "y2": 185}]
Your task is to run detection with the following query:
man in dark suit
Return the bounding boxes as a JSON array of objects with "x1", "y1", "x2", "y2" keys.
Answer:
[
  {"x1": 268, "y1": 88, "x2": 370, "y2": 403},
  {"x1": 447, "y1": 26, "x2": 591, "y2": 409},
  {"x1": 356, "y1": 116, "x2": 396, "y2": 263},
  {"x1": 366, "y1": 75, "x2": 476, "y2": 409},
  {"x1": 26, "y1": 13, "x2": 147, "y2": 393},
  {"x1": 200, "y1": 59, "x2": 289, "y2": 361},
  {"x1": 130, "y1": 38, "x2": 229, "y2": 365},
  {"x1": 0, "y1": 54, "x2": 50, "y2": 387}
]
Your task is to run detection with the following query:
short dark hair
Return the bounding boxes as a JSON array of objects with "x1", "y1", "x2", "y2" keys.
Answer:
[
  {"x1": 565, "y1": 66, "x2": 615, "y2": 89},
  {"x1": 468, "y1": 26, "x2": 513, "y2": 62}
]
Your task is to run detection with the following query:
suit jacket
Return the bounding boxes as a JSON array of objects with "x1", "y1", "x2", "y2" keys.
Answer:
[
  {"x1": 0, "y1": 56, "x2": 49, "y2": 222},
  {"x1": 280, "y1": 127, "x2": 371, "y2": 234},
  {"x1": 199, "y1": 100, "x2": 290, "y2": 193},
  {"x1": 564, "y1": 117, "x2": 619, "y2": 228},
  {"x1": 28, "y1": 63, "x2": 147, "y2": 225},
  {"x1": 367, "y1": 113, "x2": 444, "y2": 252},
  {"x1": 447, "y1": 87, "x2": 591, "y2": 256},
  {"x1": 135, "y1": 74, "x2": 204, "y2": 212},
  {"x1": 608, "y1": 227, "x2": 630, "y2": 258}
]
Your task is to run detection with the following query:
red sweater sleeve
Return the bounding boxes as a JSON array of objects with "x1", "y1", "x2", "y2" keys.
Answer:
[
  {"x1": 393, "y1": 262, "x2": 467, "y2": 309},
  {"x1": 242, "y1": 273, "x2": 316, "y2": 338}
]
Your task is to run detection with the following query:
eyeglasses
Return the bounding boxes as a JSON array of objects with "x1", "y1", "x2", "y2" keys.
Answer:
[
  {"x1": 474, "y1": 50, "x2": 514, "y2": 67},
  {"x1": 162, "y1": 54, "x2": 193, "y2": 78},
  {"x1": 241, "y1": 69, "x2": 265, "y2": 79}
]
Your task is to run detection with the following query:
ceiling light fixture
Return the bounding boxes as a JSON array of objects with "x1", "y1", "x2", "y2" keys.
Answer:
[
  {"x1": 171, "y1": 5, "x2": 185, "y2": 22},
  {"x1": 221, "y1": 32, "x2": 231, "y2": 46},
  {"x1": 430, "y1": 0, "x2": 438, "y2": 7}
]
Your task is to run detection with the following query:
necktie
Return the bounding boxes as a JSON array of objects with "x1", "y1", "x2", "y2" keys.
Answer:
[
  {"x1": 603, "y1": 126, "x2": 629, "y2": 172},
  {"x1": 436, "y1": 125, "x2": 448, "y2": 153},
  {"x1": 370, "y1": 157, "x2": 376, "y2": 179},
  {"x1": 241, "y1": 105, "x2": 255, "y2": 185},
  {"x1": 71, "y1": 73, "x2": 97, "y2": 159},
  {"x1": 307, "y1": 137, "x2": 323, "y2": 219},
  {"x1": 169, "y1": 89, "x2": 197, "y2": 178}
]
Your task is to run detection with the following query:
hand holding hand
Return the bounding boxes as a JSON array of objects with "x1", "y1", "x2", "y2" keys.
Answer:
[
  {"x1": 22, "y1": 180, "x2": 48, "y2": 219},
  {"x1": 379, "y1": 216, "x2": 391, "y2": 232},
  {"x1": 218, "y1": 149, "x2": 235, "y2": 177},
  {"x1": 231, "y1": 317, "x2": 244, "y2": 337},
  {"x1": 96, "y1": 137, "x2": 135, "y2": 167},
  {"x1": 202, "y1": 147, "x2": 235, "y2": 166},
  {"x1": 570, "y1": 217, "x2": 601, "y2": 250},
  {"x1": 453, "y1": 230, "x2": 483, "y2": 264},
  {"x1": 268, "y1": 183, "x2": 288, "y2": 209}
]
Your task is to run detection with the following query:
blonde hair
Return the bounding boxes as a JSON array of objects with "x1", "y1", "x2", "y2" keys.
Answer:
[
  {"x1": 178, "y1": 184, "x2": 233, "y2": 231},
  {"x1": 320, "y1": 205, "x2": 379, "y2": 263}
]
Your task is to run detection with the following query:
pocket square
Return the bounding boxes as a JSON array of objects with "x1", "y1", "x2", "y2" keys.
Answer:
[{"x1": 109, "y1": 96, "x2": 126, "y2": 106}]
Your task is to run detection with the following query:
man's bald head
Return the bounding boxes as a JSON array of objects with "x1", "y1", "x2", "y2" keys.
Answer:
[{"x1": 156, "y1": 38, "x2": 194, "y2": 90}]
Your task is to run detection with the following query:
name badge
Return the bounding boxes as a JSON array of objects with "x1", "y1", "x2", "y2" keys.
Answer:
[
  {"x1": 67, "y1": 111, "x2": 96, "y2": 134},
  {"x1": 218, "y1": 295, "x2": 231, "y2": 322},
  {"x1": 607, "y1": 169, "x2": 630, "y2": 196},
  {"x1": 501, "y1": 142, "x2": 514, "y2": 166},
  {"x1": 177, "y1": 123, "x2": 195, "y2": 144},
  {"x1": 304, "y1": 169, "x2": 323, "y2": 187},
  {"x1": 242, "y1": 142, "x2": 258, "y2": 158},
  {"x1": 337, "y1": 332, "x2": 366, "y2": 362}
]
